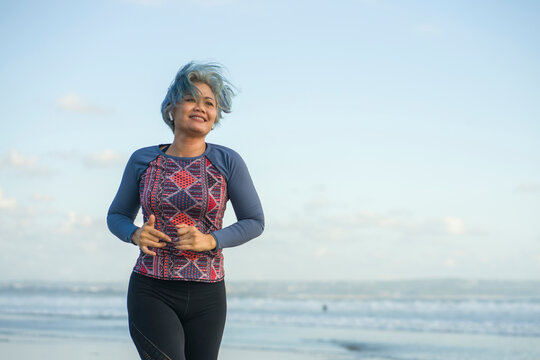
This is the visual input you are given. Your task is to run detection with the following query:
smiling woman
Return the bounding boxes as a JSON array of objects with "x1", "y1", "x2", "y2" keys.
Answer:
[
  {"x1": 106, "y1": 62, "x2": 265, "y2": 360},
  {"x1": 161, "y1": 62, "x2": 234, "y2": 132},
  {"x1": 170, "y1": 82, "x2": 217, "y2": 140}
]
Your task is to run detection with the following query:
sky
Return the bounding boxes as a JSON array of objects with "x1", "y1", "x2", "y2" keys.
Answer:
[{"x1": 0, "y1": 0, "x2": 539, "y2": 283}]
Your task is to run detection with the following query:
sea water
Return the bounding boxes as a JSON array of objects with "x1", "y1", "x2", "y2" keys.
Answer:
[{"x1": 1, "y1": 279, "x2": 539, "y2": 359}]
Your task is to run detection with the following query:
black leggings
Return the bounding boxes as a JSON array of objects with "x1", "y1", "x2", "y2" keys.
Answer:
[{"x1": 127, "y1": 271, "x2": 227, "y2": 360}]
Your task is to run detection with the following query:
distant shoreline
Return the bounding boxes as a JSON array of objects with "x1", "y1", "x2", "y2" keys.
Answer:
[{"x1": 2, "y1": 278, "x2": 540, "y2": 299}]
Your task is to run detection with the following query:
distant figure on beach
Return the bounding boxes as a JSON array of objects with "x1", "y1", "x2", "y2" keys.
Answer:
[{"x1": 107, "y1": 62, "x2": 264, "y2": 360}]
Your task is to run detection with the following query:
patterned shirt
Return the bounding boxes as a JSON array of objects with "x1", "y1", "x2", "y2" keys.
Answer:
[{"x1": 107, "y1": 143, "x2": 264, "y2": 282}]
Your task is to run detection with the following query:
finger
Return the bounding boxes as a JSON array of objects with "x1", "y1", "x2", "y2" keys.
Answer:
[
  {"x1": 140, "y1": 245, "x2": 156, "y2": 257},
  {"x1": 142, "y1": 229, "x2": 170, "y2": 242},
  {"x1": 140, "y1": 233, "x2": 163, "y2": 243},
  {"x1": 141, "y1": 239, "x2": 167, "y2": 248},
  {"x1": 176, "y1": 224, "x2": 196, "y2": 232},
  {"x1": 141, "y1": 236, "x2": 170, "y2": 248},
  {"x1": 148, "y1": 228, "x2": 172, "y2": 242},
  {"x1": 145, "y1": 214, "x2": 156, "y2": 228}
]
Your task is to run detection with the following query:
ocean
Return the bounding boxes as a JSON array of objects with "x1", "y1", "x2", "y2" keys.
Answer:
[{"x1": 1, "y1": 279, "x2": 539, "y2": 359}]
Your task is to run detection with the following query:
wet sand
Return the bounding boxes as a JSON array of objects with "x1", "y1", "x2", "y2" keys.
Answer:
[{"x1": 0, "y1": 335, "x2": 323, "y2": 360}]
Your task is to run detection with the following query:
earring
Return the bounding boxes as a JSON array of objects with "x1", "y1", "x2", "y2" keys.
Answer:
[{"x1": 168, "y1": 112, "x2": 175, "y2": 128}]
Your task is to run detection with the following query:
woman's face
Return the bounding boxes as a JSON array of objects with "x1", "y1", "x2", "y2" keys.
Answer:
[{"x1": 172, "y1": 82, "x2": 217, "y2": 137}]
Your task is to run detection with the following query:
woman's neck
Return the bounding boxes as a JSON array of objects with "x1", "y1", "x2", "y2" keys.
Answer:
[{"x1": 167, "y1": 134, "x2": 206, "y2": 157}]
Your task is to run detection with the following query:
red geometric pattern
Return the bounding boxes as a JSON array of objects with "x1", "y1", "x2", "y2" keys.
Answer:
[
  {"x1": 171, "y1": 169, "x2": 196, "y2": 189},
  {"x1": 207, "y1": 196, "x2": 216, "y2": 212},
  {"x1": 170, "y1": 212, "x2": 194, "y2": 226},
  {"x1": 135, "y1": 155, "x2": 228, "y2": 282}
]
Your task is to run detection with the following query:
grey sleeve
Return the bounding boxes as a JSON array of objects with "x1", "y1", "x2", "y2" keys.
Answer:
[
  {"x1": 106, "y1": 152, "x2": 142, "y2": 243},
  {"x1": 210, "y1": 152, "x2": 264, "y2": 249}
]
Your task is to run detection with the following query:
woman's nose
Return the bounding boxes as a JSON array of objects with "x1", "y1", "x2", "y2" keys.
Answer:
[{"x1": 194, "y1": 101, "x2": 205, "y2": 112}]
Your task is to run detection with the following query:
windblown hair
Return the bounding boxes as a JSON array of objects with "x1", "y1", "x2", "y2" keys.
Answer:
[{"x1": 161, "y1": 61, "x2": 236, "y2": 132}]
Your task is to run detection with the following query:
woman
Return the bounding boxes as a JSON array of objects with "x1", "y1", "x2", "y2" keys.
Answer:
[{"x1": 107, "y1": 62, "x2": 264, "y2": 360}]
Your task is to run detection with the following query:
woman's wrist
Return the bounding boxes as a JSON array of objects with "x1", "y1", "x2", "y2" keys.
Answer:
[
  {"x1": 208, "y1": 234, "x2": 217, "y2": 250},
  {"x1": 131, "y1": 228, "x2": 141, "y2": 246}
]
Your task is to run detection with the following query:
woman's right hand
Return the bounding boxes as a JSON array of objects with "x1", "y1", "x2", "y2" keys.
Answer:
[{"x1": 131, "y1": 214, "x2": 172, "y2": 256}]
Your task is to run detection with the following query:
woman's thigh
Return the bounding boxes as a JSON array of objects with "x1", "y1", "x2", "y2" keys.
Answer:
[
  {"x1": 127, "y1": 272, "x2": 186, "y2": 360},
  {"x1": 182, "y1": 281, "x2": 227, "y2": 360}
]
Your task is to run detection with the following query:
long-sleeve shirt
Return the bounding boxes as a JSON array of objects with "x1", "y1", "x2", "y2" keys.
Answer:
[{"x1": 107, "y1": 143, "x2": 264, "y2": 282}]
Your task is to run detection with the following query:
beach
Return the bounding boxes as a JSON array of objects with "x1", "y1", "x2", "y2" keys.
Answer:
[
  {"x1": 1, "y1": 279, "x2": 540, "y2": 359},
  {"x1": 3, "y1": 326, "x2": 540, "y2": 360},
  {"x1": 1, "y1": 336, "x2": 322, "y2": 360}
]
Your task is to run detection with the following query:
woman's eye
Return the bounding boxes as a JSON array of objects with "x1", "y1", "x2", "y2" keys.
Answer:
[
  {"x1": 206, "y1": 102, "x2": 215, "y2": 107},
  {"x1": 184, "y1": 97, "x2": 195, "y2": 102}
]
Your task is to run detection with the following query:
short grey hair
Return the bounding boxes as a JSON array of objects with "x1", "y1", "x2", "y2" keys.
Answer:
[{"x1": 161, "y1": 61, "x2": 236, "y2": 132}]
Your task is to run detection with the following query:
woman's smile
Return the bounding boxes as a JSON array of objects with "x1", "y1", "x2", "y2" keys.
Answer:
[{"x1": 189, "y1": 114, "x2": 207, "y2": 122}]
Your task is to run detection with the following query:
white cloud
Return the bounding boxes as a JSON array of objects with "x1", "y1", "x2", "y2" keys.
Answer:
[
  {"x1": 315, "y1": 247, "x2": 328, "y2": 257},
  {"x1": 0, "y1": 187, "x2": 17, "y2": 210},
  {"x1": 57, "y1": 93, "x2": 107, "y2": 115},
  {"x1": 59, "y1": 212, "x2": 94, "y2": 233},
  {"x1": 267, "y1": 205, "x2": 470, "y2": 250},
  {"x1": 85, "y1": 149, "x2": 121, "y2": 167},
  {"x1": 0, "y1": 150, "x2": 50, "y2": 175},
  {"x1": 443, "y1": 217, "x2": 466, "y2": 235},
  {"x1": 444, "y1": 258, "x2": 456, "y2": 267},
  {"x1": 44, "y1": 149, "x2": 82, "y2": 161},
  {"x1": 329, "y1": 211, "x2": 467, "y2": 237}
]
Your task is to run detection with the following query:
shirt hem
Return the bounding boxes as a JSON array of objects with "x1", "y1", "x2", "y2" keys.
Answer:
[{"x1": 131, "y1": 268, "x2": 225, "y2": 283}]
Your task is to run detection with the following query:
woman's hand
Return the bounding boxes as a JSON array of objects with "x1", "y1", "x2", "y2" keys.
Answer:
[
  {"x1": 132, "y1": 214, "x2": 172, "y2": 256},
  {"x1": 175, "y1": 224, "x2": 216, "y2": 252}
]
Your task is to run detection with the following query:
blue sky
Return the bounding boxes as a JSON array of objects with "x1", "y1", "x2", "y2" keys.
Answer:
[{"x1": 0, "y1": 0, "x2": 539, "y2": 282}]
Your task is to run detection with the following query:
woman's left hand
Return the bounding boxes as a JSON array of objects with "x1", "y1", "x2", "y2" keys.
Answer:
[{"x1": 175, "y1": 224, "x2": 217, "y2": 252}]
